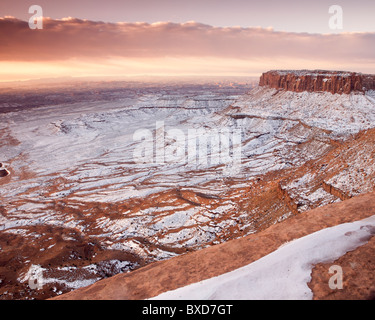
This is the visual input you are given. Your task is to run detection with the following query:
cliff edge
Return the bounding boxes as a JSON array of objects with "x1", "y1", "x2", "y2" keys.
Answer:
[{"x1": 259, "y1": 70, "x2": 375, "y2": 94}]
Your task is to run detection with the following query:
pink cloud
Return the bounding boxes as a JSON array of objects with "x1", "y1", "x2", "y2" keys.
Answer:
[{"x1": 0, "y1": 17, "x2": 374, "y2": 67}]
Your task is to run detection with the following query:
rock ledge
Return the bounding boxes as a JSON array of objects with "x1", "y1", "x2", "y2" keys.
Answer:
[{"x1": 259, "y1": 70, "x2": 375, "y2": 94}]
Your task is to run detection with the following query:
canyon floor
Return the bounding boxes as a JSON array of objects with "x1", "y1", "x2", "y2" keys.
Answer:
[{"x1": 0, "y1": 77, "x2": 374, "y2": 300}]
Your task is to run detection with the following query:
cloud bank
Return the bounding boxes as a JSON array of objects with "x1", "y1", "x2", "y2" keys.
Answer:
[
  {"x1": 1, "y1": 17, "x2": 375, "y2": 63},
  {"x1": 1, "y1": 17, "x2": 375, "y2": 81}
]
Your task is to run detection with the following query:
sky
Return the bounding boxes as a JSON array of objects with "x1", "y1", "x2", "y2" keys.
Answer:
[{"x1": 1, "y1": 0, "x2": 375, "y2": 82}]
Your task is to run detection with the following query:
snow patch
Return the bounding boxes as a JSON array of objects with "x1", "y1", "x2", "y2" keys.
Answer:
[{"x1": 152, "y1": 215, "x2": 375, "y2": 300}]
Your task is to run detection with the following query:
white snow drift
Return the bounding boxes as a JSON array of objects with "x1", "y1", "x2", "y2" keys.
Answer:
[{"x1": 152, "y1": 215, "x2": 375, "y2": 300}]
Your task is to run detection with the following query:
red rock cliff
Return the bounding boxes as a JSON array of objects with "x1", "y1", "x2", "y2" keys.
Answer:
[{"x1": 259, "y1": 70, "x2": 375, "y2": 94}]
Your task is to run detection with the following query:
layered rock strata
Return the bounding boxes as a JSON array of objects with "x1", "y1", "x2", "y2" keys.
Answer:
[{"x1": 259, "y1": 70, "x2": 375, "y2": 94}]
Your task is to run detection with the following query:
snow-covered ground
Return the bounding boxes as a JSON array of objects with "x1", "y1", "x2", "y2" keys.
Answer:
[
  {"x1": 1, "y1": 82, "x2": 375, "y2": 297},
  {"x1": 1, "y1": 84, "x2": 375, "y2": 254},
  {"x1": 152, "y1": 215, "x2": 375, "y2": 300},
  {"x1": 232, "y1": 87, "x2": 375, "y2": 136}
]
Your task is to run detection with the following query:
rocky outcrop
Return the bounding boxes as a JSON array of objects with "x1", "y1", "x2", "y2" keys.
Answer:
[
  {"x1": 277, "y1": 183, "x2": 300, "y2": 215},
  {"x1": 259, "y1": 70, "x2": 375, "y2": 94},
  {"x1": 0, "y1": 163, "x2": 10, "y2": 178},
  {"x1": 322, "y1": 181, "x2": 351, "y2": 201},
  {"x1": 0, "y1": 168, "x2": 9, "y2": 178}
]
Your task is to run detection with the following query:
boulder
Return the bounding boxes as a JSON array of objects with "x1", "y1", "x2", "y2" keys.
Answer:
[{"x1": 0, "y1": 168, "x2": 9, "y2": 177}]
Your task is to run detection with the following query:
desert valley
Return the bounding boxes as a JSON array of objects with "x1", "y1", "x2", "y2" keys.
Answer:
[{"x1": 0, "y1": 70, "x2": 374, "y2": 300}]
